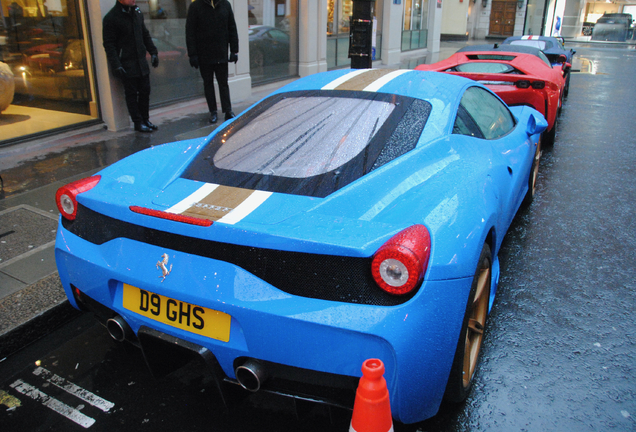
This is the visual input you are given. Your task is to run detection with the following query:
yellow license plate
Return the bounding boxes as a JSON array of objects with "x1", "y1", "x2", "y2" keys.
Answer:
[{"x1": 122, "y1": 284, "x2": 231, "y2": 342}]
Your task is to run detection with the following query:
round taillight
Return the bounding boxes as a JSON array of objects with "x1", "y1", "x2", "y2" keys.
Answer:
[
  {"x1": 58, "y1": 193, "x2": 75, "y2": 216},
  {"x1": 379, "y1": 258, "x2": 409, "y2": 287},
  {"x1": 56, "y1": 176, "x2": 101, "y2": 220},
  {"x1": 371, "y1": 225, "x2": 431, "y2": 295},
  {"x1": 515, "y1": 80, "x2": 530, "y2": 89}
]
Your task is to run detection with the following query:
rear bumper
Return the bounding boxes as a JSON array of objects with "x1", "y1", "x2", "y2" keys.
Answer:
[{"x1": 55, "y1": 224, "x2": 474, "y2": 423}]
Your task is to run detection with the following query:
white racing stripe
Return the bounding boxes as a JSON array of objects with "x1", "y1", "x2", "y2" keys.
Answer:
[
  {"x1": 362, "y1": 69, "x2": 411, "y2": 92},
  {"x1": 33, "y1": 367, "x2": 115, "y2": 413},
  {"x1": 167, "y1": 182, "x2": 219, "y2": 214},
  {"x1": 321, "y1": 69, "x2": 369, "y2": 90},
  {"x1": 10, "y1": 379, "x2": 96, "y2": 429},
  {"x1": 217, "y1": 190, "x2": 272, "y2": 225}
]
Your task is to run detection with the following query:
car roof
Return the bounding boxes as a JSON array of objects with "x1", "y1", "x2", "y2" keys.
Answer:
[
  {"x1": 456, "y1": 44, "x2": 553, "y2": 67},
  {"x1": 272, "y1": 68, "x2": 478, "y2": 108},
  {"x1": 500, "y1": 36, "x2": 573, "y2": 58},
  {"x1": 503, "y1": 35, "x2": 558, "y2": 42},
  {"x1": 502, "y1": 35, "x2": 560, "y2": 48}
]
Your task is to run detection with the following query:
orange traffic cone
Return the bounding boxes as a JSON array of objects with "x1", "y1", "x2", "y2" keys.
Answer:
[{"x1": 350, "y1": 358, "x2": 394, "y2": 432}]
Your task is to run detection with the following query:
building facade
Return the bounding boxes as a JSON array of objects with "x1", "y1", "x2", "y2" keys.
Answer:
[
  {"x1": 442, "y1": 0, "x2": 528, "y2": 40},
  {"x1": 0, "y1": 0, "x2": 448, "y2": 145}
]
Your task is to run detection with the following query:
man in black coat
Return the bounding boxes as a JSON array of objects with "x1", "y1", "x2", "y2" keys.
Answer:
[
  {"x1": 103, "y1": 0, "x2": 159, "y2": 133},
  {"x1": 186, "y1": 0, "x2": 239, "y2": 124}
]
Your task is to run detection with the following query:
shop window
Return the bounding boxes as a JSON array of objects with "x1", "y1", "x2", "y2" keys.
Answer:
[
  {"x1": 402, "y1": 0, "x2": 428, "y2": 51},
  {"x1": 248, "y1": 0, "x2": 299, "y2": 86},
  {"x1": 141, "y1": 1, "x2": 204, "y2": 106},
  {"x1": 0, "y1": 0, "x2": 98, "y2": 144},
  {"x1": 327, "y1": 0, "x2": 383, "y2": 69}
]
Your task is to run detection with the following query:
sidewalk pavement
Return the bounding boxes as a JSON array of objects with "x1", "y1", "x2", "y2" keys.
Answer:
[{"x1": 0, "y1": 38, "x2": 590, "y2": 359}]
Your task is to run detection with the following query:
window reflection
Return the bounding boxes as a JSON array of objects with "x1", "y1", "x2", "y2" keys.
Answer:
[
  {"x1": 143, "y1": 1, "x2": 203, "y2": 106},
  {"x1": 402, "y1": 0, "x2": 428, "y2": 51},
  {"x1": 247, "y1": 0, "x2": 298, "y2": 85}
]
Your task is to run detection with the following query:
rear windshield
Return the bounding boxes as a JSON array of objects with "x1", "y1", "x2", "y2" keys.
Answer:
[
  {"x1": 182, "y1": 90, "x2": 431, "y2": 197},
  {"x1": 510, "y1": 40, "x2": 548, "y2": 50},
  {"x1": 455, "y1": 62, "x2": 516, "y2": 73}
]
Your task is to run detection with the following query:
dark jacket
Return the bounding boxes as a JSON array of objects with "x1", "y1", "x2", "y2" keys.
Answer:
[
  {"x1": 186, "y1": 0, "x2": 239, "y2": 65},
  {"x1": 103, "y1": 3, "x2": 157, "y2": 77}
]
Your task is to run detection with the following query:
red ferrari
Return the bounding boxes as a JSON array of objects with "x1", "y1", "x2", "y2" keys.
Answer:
[{"x1": 416, "y1": 44, "x2": 568, "y2": 144}]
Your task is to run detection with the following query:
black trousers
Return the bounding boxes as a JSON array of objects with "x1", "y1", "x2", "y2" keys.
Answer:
[
  {"x1": 199, "y1": 63, "x2": 231, "y2": 114},
  {"x1": 121, "y1": 74, "x2": 151, "y2": 124}
]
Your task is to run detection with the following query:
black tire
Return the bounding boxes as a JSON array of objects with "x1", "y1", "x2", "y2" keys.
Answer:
[
  {"x1": 522, "y1": 140, "x2": 541, "y2": 207},
  {"x1": 543, "y1": 115, "x2": 558, "y2": 147},
  {"x1": 564, "y1": 72, "x2": 570, "y2": 97},
  {"x1": 444, "y1": 243, "x2": 492, "y2": 403}
]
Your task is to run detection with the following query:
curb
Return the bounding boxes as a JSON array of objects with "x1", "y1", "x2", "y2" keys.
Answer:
[{"x1": 0, "y1": 273, "x2": 81, "y2": 359}]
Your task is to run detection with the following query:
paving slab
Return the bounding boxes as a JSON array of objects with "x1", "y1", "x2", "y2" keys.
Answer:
[{"x1": 0, "y1": 205, "x2": 57, "y2": 263}]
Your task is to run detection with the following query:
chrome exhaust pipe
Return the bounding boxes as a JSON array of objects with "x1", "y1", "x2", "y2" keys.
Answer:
[
  {"x1": 235, "y1": 359, "x2": 268, "y2": 392},
  {"x1": 106, "y1": 315, "x2": 132, "y2": 342}
]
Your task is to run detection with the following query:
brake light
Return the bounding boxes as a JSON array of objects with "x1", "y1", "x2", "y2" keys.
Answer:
[
  {"x1": 56, "y1": 176, "x2": 101, "y2": 220},
  {"x1": 531, "y1": 81, "x2": 545, "y2": 89},
  {"x1": 515, "y1": 80, "x2": 530, "y2": 89},
  {"x1": 130, "y1": 206, "x2": 213, "y2": 226},
  {"x1": 371, "y1": 225, "x2": 431, "y2": 295}
]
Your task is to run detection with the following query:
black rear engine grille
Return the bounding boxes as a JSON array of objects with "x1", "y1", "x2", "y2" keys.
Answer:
[{"x1": 62, "y1": 204, "x2": 415, "y2": 306}]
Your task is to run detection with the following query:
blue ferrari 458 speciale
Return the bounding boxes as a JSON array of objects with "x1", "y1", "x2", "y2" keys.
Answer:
[{"x1": 55, "y1": 68, "x2": 547, "y2": 423}]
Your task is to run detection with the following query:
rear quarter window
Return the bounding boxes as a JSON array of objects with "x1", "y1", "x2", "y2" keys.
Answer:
[{"x1": 453, "y1": 87, "x2": 515, "y2": 140}]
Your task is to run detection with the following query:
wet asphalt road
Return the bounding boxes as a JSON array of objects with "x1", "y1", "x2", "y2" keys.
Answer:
[{"x1": 1, "y1": 43, "x2": 636, "y2": 431}]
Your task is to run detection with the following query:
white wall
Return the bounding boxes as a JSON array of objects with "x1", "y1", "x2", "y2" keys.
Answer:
[
  {"x1": 381, "y1": 0, "x2": 407, "y2": 64},
  {"x1": 229, "y1": 0, "x2": 253, "y2": 102},
  {"x1": 298, "y1": 0, "x2": 328, "y2": 76},
  {"x1": 474, "y1": 2, "x2": 492, "y2": 39},
  {"x1": 442, "y1": 0, "x2": 470, "y2": 35},
  {"x1": 429, "y1": 0, "x2": 444, "y2": 52}
]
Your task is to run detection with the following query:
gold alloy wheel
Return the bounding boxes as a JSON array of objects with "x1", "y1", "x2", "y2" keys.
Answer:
[
  {"x1": 530, "y1": 141, "x2": 542, "y2": 196},
  {"x1": 462, "y1": 265, "x2": 491, "y2": 388}
]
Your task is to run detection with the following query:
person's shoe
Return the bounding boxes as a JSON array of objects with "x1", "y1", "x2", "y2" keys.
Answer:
[
  {"x1": 209, "y1": 112, "x2": 218, "y2": 124},
  {"x1": 134, "y1": 122, "x2": 153, "y2": 133},
  {"x1": 224, "y1": 111, "x2": 235, "y2": 121},
  {"x1": 143, "y1": 120, "x2": 158, "y2": 130}
]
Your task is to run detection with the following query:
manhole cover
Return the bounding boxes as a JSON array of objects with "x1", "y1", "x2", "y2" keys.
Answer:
[{"x1": 0, "y1": 206, "x2": 58, "y2": 263}]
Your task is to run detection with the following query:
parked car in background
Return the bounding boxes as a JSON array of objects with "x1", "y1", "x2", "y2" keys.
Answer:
[
  {"x1": 416, "y1": 44, "x2": 567, "y2": 145},
  {"x1": 10, "y1": 39, "x2": 88, "y2": 102},
  {"x1": 502, "y1": 35, "x2": 576, "y2": 96},
  {"x1": 248, "y1": 25, "x2": 290, "y2": 74},
  {"x1": 591, "y1": 13, "x2": 634, "y2": 41},
  {"x1": 54, "y1": 68, "x2": 546, "y2": 424}
]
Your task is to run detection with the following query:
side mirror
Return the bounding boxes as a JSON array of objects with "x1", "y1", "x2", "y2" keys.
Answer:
[
  {"x1": 526, "y1": 112, "x2": 548, "y2": 136},
  {"x1": 562, "y1": 62, "x2": 572, "y2": 73}
]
